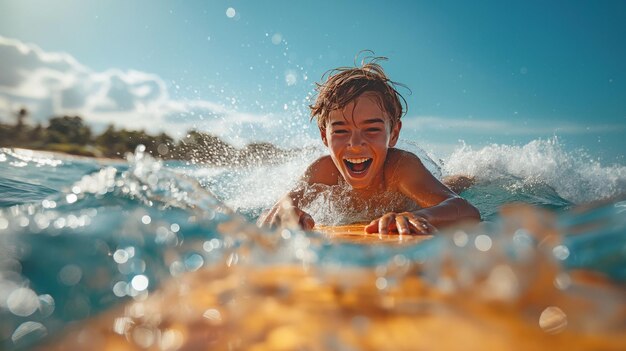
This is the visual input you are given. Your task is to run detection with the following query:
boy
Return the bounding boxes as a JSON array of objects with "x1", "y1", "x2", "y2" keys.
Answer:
[{"x1": 259, "y1": 58, "x2": 480, "y2": 234}]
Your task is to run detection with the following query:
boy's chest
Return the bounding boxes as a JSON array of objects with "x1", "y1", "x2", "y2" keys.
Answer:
[
  {"x1": 337, "y1": 189, "x2": 419, "y2": 214},
  {"x1": 307, "y1": 187, "x2": 419, "y2": 225}
]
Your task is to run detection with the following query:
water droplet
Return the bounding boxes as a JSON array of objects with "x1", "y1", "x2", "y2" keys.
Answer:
[
  {"x1": 226, "y1": 253, "x2": 238, "y2": 267},
  {"x1": 554, "y1": 273, "x2": 571, "y2": 290},
  {"x1": 53, "y1": 217, "x2": 66, "y2": 229},
  {"x1": 552, "y1": 245, "x2": 570, "y2": 260},
  {"x1": 141, "y1": 215, "x2": 152, "y2": 225},
  {"x1": 169, "y1": 261, "x2": 185, "y2": 276},
  {"x1": 131, "y1": 275, "x2": 149, "y2": 291},
  {"x1": 7, "y1": 288, "x2": 40, "y2": 317},
  {"x1": 225, "y1": 7, "x2": 236, "y2": 18},
  {"x1": 113, "y1": 249, "x2": 129, "y2": 264},
  {"x1": 157, "y1": 143, "x2": 169, "y2": 155},
  {"x1": 67, "y1": 214, "x2": 79, "y2": 229},
  {"x1": 184, "y1": 253, "x2": 204, "y2": 271},
  {"x1": 392, "y1": 254, "x2": 408, "y2": 267},
  {"x1": 66, "y1": 193, "x2": 78, "y2": 204},
  {"x1": 160, "y1": 329, "x2": 185, "y2": 350},
  {"x1": 113, "y1": 281, "x2": 128, "y2": 297},
  {"x1": 285, "y1": 70, "x2": 297, "y2": 86},
  {"x1": 453, "y1": 231, "x2": 468, "y2": 247},
  {"x1": 113, "y1": 317, "x2": 133, "y2": 335},
  {"x1": 484, "y1": 265, "x2": 519, "y2": 300},
  {"x1": 42, "y1": 199, "x2": 57, "y2": 209},
  {"x1": 203, "y1": 308, "x2": 222, "y2": 324},
  {"x1": 203, "y1": 241, "x2": 214, "y2": 252},
  {"x1": 38, "y1": 294, "x2": 55, "y2": 317},
  {"x1": 132, "y1": 326, "x2": 155, "y2": 348},
  {"x1": 474, "y1": 235, "x2": 492, "y2": 252},
  {"x1": 11, "y1": 321, "x2": 47, "y2": 345},
  {"x1": 210, "y1": 238, "x2": 221, "y2": 249},
  {"x1": 18, "y1": 217, "x2": 29, "y2": 227},
  {"x1": 271, "y1": 33, "x2": 282, "y2": 45},
  {"x1": 281, "y1": 229, "x2": 292, "y2": 240},
  {"x1": 375, "y1": 277, "x2": 388, "y2": 290},
  {"x1": 59, "y1": 264, "x2": 82, "y2": 286},
  {"x1": 539, "y1": 306, "x2": 567, "y2": 334},
  {"x1": 33, "y1": 213, "x2": 50, "y2": 229}
]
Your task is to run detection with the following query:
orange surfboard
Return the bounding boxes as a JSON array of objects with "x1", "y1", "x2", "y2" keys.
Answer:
[{"x1": 314, "y1": 223, "x2": 433, "y2": 245}]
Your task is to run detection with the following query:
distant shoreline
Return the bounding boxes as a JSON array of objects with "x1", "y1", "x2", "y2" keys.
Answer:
[
  {"x1": 2, "y1": 115, "x2": 314, "y2": 167},
  {"x1": 3, "y1": 147, "x2": 126, "y2": 165}
]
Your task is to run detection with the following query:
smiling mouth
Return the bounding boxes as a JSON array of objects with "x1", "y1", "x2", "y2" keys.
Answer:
[{"x1": 343, "y1": 157, "x2": 373, "y2": 175}]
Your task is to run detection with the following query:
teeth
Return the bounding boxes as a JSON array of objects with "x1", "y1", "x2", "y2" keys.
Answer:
[{"x1": 345, "y1": 158, "x2": 370, "y2": 164}]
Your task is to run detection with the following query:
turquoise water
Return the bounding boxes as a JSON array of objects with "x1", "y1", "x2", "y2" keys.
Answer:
[{"x1": 0, "y1": 142, "x2": 625, "y2": 349}]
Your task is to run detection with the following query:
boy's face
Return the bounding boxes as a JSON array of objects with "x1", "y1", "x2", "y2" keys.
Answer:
[{"x1": 322, "y1": 92, "x2": 401, "y2": 190}]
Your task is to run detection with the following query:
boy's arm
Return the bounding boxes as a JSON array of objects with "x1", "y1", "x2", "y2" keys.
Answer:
[
  {"x1": 257, "y1": 190, "x2": 315, "y2": 230},
  {"x1": 366, "y1": 152, "x2": 480, "y2": 234},
  {"x1": 257, "y1": 156, "x2": 338, "y2": 230}
]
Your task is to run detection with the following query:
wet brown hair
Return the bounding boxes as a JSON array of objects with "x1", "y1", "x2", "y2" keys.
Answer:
[{"x1": 309, "y1": 54, "x2": 409, "y2": 132}]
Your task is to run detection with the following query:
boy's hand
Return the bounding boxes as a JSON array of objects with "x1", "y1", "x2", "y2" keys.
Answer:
[
  {"x1": 365, "y1": 212, "x2": 435, "y2": 235},
  {"x1": 258, "y1": 203, "x2": 315, "y2": 231}
]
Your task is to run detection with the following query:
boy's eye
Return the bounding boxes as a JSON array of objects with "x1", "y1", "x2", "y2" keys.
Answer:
[
  {"x1": 366, "y1": 128, "x2": 382, "y2": 132},
  {"x1": 332, "y1": 130, "x2": 348, "y2": 134}
]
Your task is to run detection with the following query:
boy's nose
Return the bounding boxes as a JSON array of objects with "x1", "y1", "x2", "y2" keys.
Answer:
[{"x1": 348, "y1": 132, "x2": 365, "y2": 147}]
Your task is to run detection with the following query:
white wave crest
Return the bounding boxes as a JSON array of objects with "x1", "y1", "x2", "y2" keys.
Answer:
[{"x1": 443, "y1": 138, "x2": 626, "y2": 203}]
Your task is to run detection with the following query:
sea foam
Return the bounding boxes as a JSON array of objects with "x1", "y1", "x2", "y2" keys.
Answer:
[{"x1": 443, "y1": 138, "x2": 626, "y2": 203}]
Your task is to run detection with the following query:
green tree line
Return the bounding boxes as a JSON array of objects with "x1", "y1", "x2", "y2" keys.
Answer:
[{"x1": 0, "y1": 108, "x2": 300, "y2": 165}]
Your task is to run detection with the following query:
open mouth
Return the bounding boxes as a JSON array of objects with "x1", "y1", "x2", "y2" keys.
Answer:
[{"x1": 343, "y1": 157, "x2": 373, "y2": 175}]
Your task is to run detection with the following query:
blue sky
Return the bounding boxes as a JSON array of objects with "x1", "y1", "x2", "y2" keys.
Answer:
[{"x1": 1, "y1": 0, "x2": 625, "y2": 163}]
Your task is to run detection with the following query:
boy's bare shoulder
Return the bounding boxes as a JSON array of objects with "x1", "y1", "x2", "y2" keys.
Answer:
[
  {"x1": 386, "y1": 148, "x2": 427, "y2": 169},
  {"x1": 303, "y1": 155, "x2": 339, "y2": 185},
  {"x1": 385, "y1": 148, "x2": 430, "y2": 183}
]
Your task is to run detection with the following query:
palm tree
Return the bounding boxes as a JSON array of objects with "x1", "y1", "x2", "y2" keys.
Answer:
[{"x1": 15, "y1": 107, "x2": 28, "y2": 131}]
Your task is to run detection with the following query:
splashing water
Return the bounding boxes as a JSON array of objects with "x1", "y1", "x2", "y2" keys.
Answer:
[
  {"x1": 0, "y1": 140, "x2": 625, "y2": 350},
  {"x1": 443, "y1": 138, "x2": 626, "y2": 204}
]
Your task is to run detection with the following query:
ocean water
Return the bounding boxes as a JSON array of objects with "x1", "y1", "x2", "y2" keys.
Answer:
[{"x1": 0, "y1": 140, "x2": 625, "y2": 350}]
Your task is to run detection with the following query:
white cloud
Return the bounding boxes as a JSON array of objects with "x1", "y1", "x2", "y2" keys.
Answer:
[
  {"x1": 0, "y1": 36, "x2": 283, "y2": 145},
  {"x1": 403, "y1": 115, "x2": 626, "y2": 135}
]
